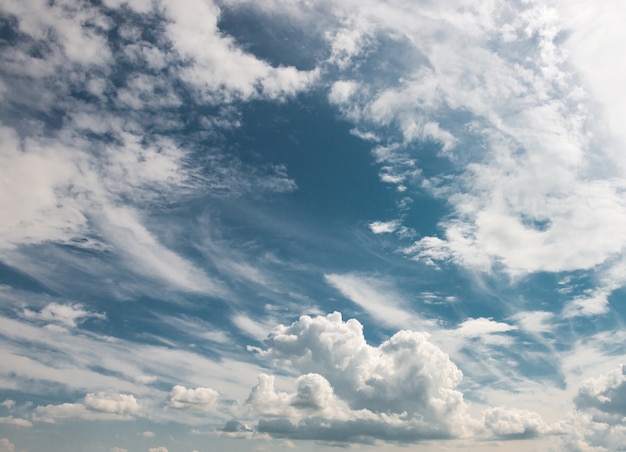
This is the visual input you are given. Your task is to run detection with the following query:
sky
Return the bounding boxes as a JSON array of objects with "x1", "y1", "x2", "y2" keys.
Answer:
[{"x1": 1, "y1": 0, "x2": 626, "y2": 451}]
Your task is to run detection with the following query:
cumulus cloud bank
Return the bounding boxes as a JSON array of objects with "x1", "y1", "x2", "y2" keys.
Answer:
[{"x1": 237, "y1": 312, "x2": 476, "y2": 442}]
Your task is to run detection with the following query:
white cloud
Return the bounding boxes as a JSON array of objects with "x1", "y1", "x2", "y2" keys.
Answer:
[
  {"x1": 454, "y1": 318, "x2": 517, "y2": 337},
  {"x1": 110, "y1": 448, "x2": 127, "y2": 452},
  {"x1": 97, "y1": 205, "x2": 226, "y2": 295},
  {"x1": 0, "y1": 0, "x2": 309, "y2": 299},
  {"x1": 324, "y1": 273, "x2": 424, "y2": 330},
  {"x1": 168, "y1": 385, "x2": 219, "y2": 412},
  {"x1": 0, "y1": 439, "x2": 15, "y2": 452},
  {"x1": 510, "y1": 311, "x2": 555, "y2": 335},
  {"x1": 162, "y1": 0, "x2": 317, "y2": 102},
  {"x1": 349, "y1": 128, "x2": 379, "y2": 142},
  {"x1": 575, "y1": 364, "x2": 626, "y2": 418},
  {"x1": 328, "y1": 80, "x2": 358, "y2": 106},
  {"x1": 148, "y1": 448, "x2": 168, "y2": 452},
  {"x1": 142, "y1": 431, "x2": 155, "y2": 438},
  {"x1": 1, "y1": 400, "x2": 15, "y2": 410},
  {"x1": 233, "y1": 314, "x2": 278, "y2": 342},
  {"x1": 84, "y1": 392, "x2": 138, "y2": 414},
  {"x1": 247, "y1": 312, "x2": 476, "y2": 442},
  {"x1": 554, "y1": 364, "x2": 626, "y2": 451},
  {"x1": 555, "y1": 0, "x2": 626, "y2": 156},
  {"x1": 244, "y1": 373, "x2": 355, "y2": 422},
  {"x1": 0, "y1": 314, "x2": 267, "y2": 410},
  {"x1": 134, "y1": 375, "x2": 157, "y2": 385},
  {"x1": 368, "y1": 220, "x2": 400, "y2": 234},
  {"x1": 482, "y1": 407, "x2": 548, "y2": 439},
  {"x1": 22, "y1": 302, "x2": 105, "y2": 328},
  {"x1": 34, "y1": 392, "x2": 139, "y2": 423}
]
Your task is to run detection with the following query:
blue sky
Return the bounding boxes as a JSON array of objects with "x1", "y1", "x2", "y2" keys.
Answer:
[{"x1": 1, "y1": 0, "x2": 626, "y2": 451}]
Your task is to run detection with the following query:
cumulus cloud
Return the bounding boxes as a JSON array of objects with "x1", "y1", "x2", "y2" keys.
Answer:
[
  {"x1": 551, "y1": 364, "x2": 626, "y2": 450},
  {"x1": 168, "y1": 385, "x2": 219, "y2": 412},
  {"x1": 0, "y1": 416, "x2": 32, "y2": 427},
  {"x1": 575, "y1": 365, "x2": 626, "y2": 419},
  {"x1": 34, "y1": 392, "x2": 139, "y2": 423},
  {"x1": 148, "y1": 448, "x2": 168, "y2": 452},
  {"x1": 482, "y1": 407, "x2": 548, "y2": 439},
  {"x1": 242, "y1": 312, "x2": 476, "y2": 442},
  {"x1": 0, "y1": 439, "x2": 15, "y2": 452},
  {"x1": 220, "y1": 418, "x2": 257, "y2": 439}
]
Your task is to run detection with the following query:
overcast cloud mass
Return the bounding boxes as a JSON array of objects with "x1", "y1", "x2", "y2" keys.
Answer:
[{"x1": 1, "y1": 0, "x2": 626, "y2": 450}]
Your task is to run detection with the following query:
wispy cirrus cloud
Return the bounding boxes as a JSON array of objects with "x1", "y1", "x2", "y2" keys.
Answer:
[
  {"x1": 324, "y1": 272, "x2": 425, "y2": 330},
  {"x1": 0, "y1": 0, "x2": 310, "y2": 299},
  {"x1": 21, "y1": 302, "x2": 105, "y2": 328}
]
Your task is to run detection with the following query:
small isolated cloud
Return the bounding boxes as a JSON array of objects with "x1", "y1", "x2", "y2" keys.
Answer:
[
  {"x1": 246, "y1": 312, "x2": 475, "y2": 443},
  {"x1": 34, "y1": 392, "x2": 139, "y2": 423},
  {"x1": 168, "y1": 385, "x2": 219, "y2": 412},
  {"x1": 368, "y1": 220, "x2": 400, "y2": 234},
  {"x1": 110, "y1": 448, "x2": 127, "y2": 452},
  {"x1": 142, "y1": 431, "x2": 155, "y2": 438},
  {"x1": 349, "y1": 128, "x2": 379, "y2": 142},
  {"x1": 22, "y1": 303, "x2": 105, "y2": 328},
  {"x1": 148, "y1": 447, "x2": 168, "y2": 452},
  {"x1": 455, "y1": 318, "x2": 517, "y2": 337},
  {"x1": 482, "y1": 407, "x2": 548, "y2": 439}
]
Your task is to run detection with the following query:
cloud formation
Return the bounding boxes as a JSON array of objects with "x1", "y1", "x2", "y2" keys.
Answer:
[
  {"x1": 168, "y1": 385, "x2": 219, "y2": 412},
  {"x1": 241, "y1": 312, "x2": 475, "y2": 442},
  {"x1": 22, "y1": 303, "x2": 105, "y2": 328},
  {"x1": 34, "y1": 392, "x2": 139, "y2": 423},
  {"x1": 0, "y1": 0, "x2": 309, "y2": 297}
]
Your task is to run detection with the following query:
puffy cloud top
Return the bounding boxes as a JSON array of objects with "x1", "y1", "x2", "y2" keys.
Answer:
[
  {"x1": 249, "y1": 312, "x2": 473, "y2": 440},
  {"x1": 575, "y1": 365, "x2": 626, "y2": 418},
  {"x1": 168, "y1": 385, "x2": 219, "y2": 412},
  {"x1": 483, "y1": 407, "x2": 547, "y2": 438},
  {"x1": 83, "y1": 393, "x2": 138, "y2": 415}
]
